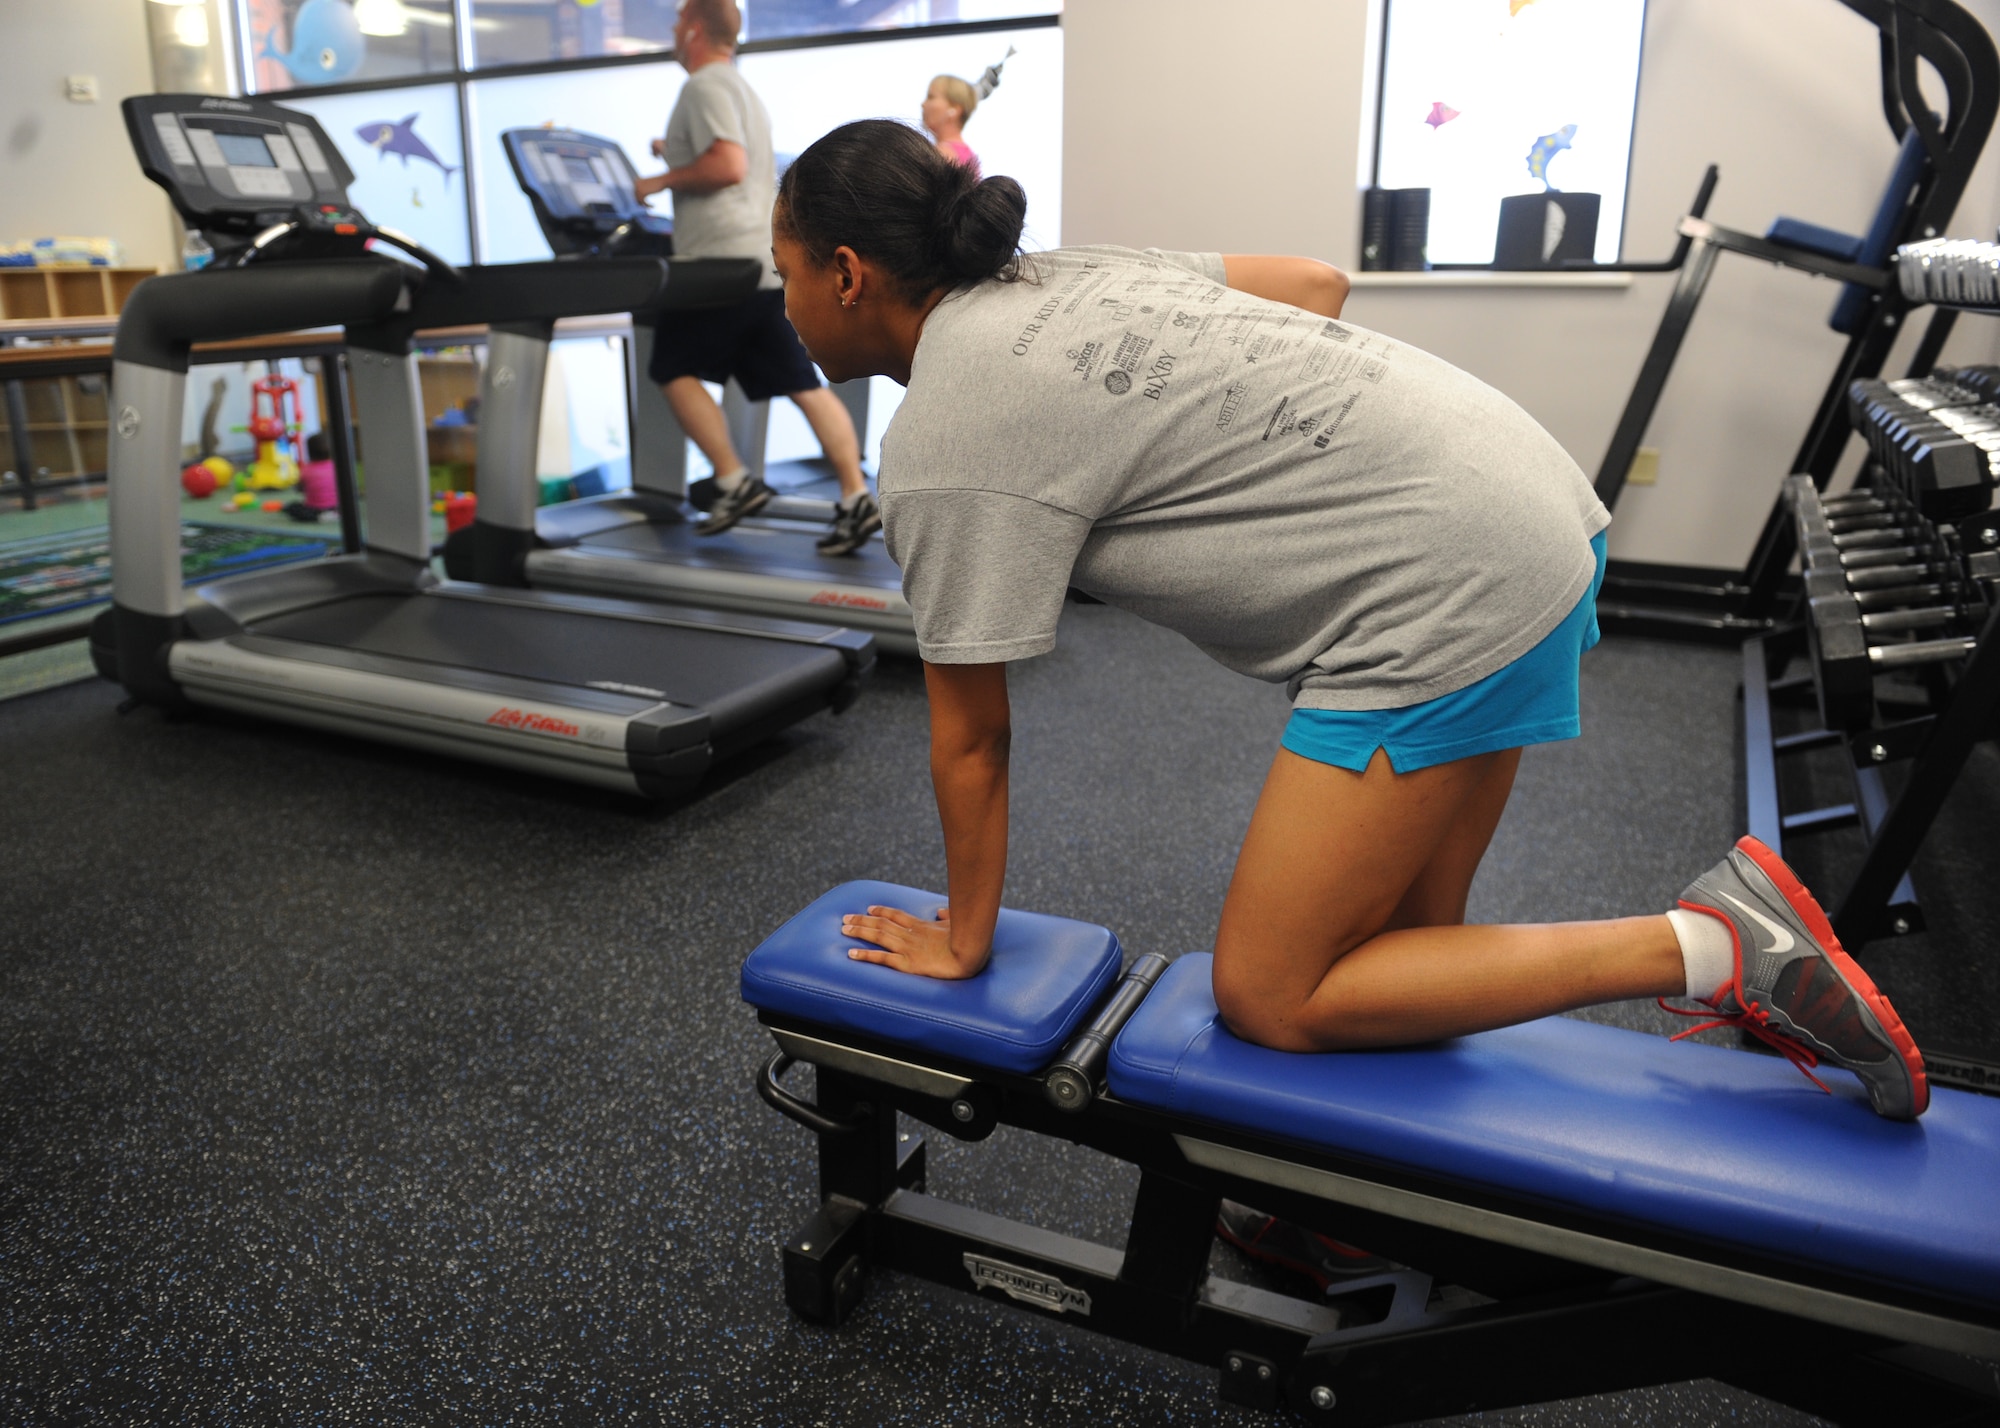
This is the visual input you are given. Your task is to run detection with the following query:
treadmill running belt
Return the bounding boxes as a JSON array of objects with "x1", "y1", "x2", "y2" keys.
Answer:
[
  {"x1": 581, "y1": 521, "x2": 904, "y2": 591},
  {"x1": 252, "y1": 592, "x2": 848, "y2": 733}
]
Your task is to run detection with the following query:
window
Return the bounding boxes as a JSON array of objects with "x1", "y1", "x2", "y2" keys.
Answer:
[
  {"x1": 282, "y1": 83, "x2": 473, "y2": 265},
  {"x1": 1371, "y1": 0, "x2": 1647, "y2": 266},
  {"x1": 243, "y1": 0, "x2": 457, "y2": 93},
  {"x1": 468, "y1": 62, "x2": 686, "y2": 263},
  {"x1": 172, "y1": 1, "x2": 1060, "y2": 482}
]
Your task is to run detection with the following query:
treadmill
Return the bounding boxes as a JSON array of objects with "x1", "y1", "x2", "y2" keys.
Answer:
[
  {"x1": 94, "y1": 95, "x2": 872, "y2": 800},
  {"x1": 440, "y1": 127, "x2": 916, "y2": 656}
]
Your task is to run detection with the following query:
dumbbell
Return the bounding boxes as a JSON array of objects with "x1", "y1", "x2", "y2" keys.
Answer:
[{"x1": 1806, "y1": 586, "x2": 1983, "y2": 728}]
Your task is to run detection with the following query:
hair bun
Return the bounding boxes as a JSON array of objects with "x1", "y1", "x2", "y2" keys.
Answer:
[
  {"x1": 935, "y1": 173, "x2": 1027, "y2": 285},
  {"x1": 776, "y1": 120, "x2": 1028, "y2": 294}
]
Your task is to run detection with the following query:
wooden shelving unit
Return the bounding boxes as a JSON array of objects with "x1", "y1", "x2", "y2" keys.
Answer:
[
  {"x1": 1, "y1": 269, "x2": 159, "y2": 508},
  {"x1": 6, "y1": 373, "x2": 108, "y2": 493},
  {"x1": 0, "y1": 267, "x2": 156, "y2": 321}
]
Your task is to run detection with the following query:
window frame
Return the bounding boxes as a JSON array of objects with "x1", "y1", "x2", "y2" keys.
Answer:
[{"x1": 1366, "y1": 0, "x2": 1650, "y2": 270}]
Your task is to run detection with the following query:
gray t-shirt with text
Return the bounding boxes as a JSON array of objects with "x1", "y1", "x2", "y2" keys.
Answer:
[
  {"x1": 662, "y1": 61, "x2": 779, "y2": 288},
  {"x1": 879, "y1": 245, "x2": 1611, "y2": 710}
]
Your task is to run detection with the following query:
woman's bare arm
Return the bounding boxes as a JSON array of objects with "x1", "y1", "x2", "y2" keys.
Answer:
[
  {"x1": 1221, "y1": 255, "x2": 1351, "y2": 318},
  {"x1": 842, "y1": 661, "x2": 1010, "y2": 977}
]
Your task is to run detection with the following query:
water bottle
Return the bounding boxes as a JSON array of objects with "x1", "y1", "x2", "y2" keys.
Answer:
[{"x1": 181, "y1": 229, "x2": 213, "y2": 271}]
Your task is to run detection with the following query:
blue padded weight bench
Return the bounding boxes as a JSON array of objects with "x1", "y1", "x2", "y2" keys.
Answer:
[{"x1": 744, "y1": 882, "x2": 2000, "y2": 1425}]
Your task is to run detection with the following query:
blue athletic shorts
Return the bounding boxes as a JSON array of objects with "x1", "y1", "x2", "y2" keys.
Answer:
[{"x1": 1281, "y1": 530, "x2": 1608, "y2": 775}]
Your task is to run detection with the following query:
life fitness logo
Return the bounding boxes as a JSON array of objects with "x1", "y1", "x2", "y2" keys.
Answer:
[
  {"x1": 809, "y1": 590, "x2": 890, "y2": 611},
  {"x1": 486, "y1": 706, "x2": 581, "y2": 738}
]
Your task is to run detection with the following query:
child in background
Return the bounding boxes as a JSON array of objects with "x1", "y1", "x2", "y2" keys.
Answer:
[{"x1": 921, "y1": 75, "x2": 981, "y2": 175}]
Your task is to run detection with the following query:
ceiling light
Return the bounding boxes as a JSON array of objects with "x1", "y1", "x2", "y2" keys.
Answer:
[
  {"x1": 355, "y1": 0, "x2": 411, "y2": 37},
  {"x1": 173, "y1": 3, "x2": 210, "y2": 45}
]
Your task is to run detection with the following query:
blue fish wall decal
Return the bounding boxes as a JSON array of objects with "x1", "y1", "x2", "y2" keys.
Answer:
[{"x1": 264, "y1": 0, "x2": 366, "y2": 85}]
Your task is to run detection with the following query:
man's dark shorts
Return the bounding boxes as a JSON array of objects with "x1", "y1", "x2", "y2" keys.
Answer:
[{"x1": 646, "y1": 287, "x2": 821, "y2": 401}]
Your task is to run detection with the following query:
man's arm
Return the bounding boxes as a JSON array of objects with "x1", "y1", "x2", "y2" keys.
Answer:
[
  {"x1": 634, "y1": 138, "x2": 748, "y2": 201},
  {"x1": 1221, "y1": 255, "x2": 1351, "y2": 318},
  {"x1": 842, "y1": 661, "x2": 1010, "y2": 978}
]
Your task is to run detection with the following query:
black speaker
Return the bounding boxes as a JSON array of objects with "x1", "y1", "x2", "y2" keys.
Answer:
[
  {"x1": 1494, "y1": 192, "x2": 1601, "y2": 269},
  {"x1": 1389, "y1": 187, "x2": 1431, "y2": 271},
  {"x1": 1361, "y1": 187, "x2": 1393, "y2": 271}
]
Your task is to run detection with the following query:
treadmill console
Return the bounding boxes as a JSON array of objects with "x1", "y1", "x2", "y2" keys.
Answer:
[
  {"x1": 124, "y1": 94, "x2": 456, "y2": 277},
  {"x1": 503, "y1": 128, "x2": 674, "y2": 258},
  {"x1": 126, "y1": 95, "x2": 352, "y2": 236}
]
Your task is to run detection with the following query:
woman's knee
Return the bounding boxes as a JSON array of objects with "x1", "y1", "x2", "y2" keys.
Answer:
[{"x1": 1210, "y1": 957, "x2": 1328, "y2": 1053}]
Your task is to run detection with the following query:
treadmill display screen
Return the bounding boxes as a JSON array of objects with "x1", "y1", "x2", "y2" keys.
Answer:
[
  {"x1": 214, "y1": 132, "x2": 278, "y2": 168},
  {"x1": 561, "y1": 155, "x2": 599, "y2": 186}
]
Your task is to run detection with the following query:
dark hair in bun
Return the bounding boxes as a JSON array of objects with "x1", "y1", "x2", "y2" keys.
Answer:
[{"x1": 776, "y1": 119, "x2": 1028, "y2": 298}]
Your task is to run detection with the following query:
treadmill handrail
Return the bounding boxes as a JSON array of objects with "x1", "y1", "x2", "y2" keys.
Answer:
[
  {"x1": 364, "y1": 258, "x2": 672, "y2": 338},
  {"x1": 649, "y1": 257, "x2": 766, "y2": 315},
  {"x1": 112, "y1": 259, "x2": 412, "y2": 372}
]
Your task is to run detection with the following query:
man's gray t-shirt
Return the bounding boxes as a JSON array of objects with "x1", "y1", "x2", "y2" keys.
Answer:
[
  {"x1": 879, "y1": 245, "x2": 1611, "y2": 711},
  {"x1": 662, "y1": 61, "x2": 779, "y2": 288}
]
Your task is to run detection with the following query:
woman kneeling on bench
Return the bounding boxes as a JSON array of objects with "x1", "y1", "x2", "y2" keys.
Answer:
[{"x1": 775, "y1": 120, "x2": 1929, "y2": 1121}]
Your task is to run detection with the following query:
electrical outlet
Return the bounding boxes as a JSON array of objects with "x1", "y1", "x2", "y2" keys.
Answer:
[
  {"x1": 1626, "y1": 446, "x2": 1660, "y2": 487},
  {"x1": 64, "y1": 75, "x2": 98, "y2": 103}
]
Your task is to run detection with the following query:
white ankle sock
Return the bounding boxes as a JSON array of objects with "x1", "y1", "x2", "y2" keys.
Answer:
[
  {"x1": 1666, "y1": 907, "x2": 1736, "y2": 1000},
  {"x1": 837, "y1": 489, "x2": 866, "y2": 512},
  {"x1": 714, "y1": 466, "x2": 749, "y2": 492}
]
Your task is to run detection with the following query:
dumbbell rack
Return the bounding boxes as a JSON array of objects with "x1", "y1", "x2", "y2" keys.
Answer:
[{"x1": 1742, "y1": 242, "x2": 2000, "y2": 1097}]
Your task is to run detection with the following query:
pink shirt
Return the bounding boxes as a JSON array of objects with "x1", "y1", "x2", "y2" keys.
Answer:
[{"x1": 938, "y1": 140, "x2": 980, "y2": 177}]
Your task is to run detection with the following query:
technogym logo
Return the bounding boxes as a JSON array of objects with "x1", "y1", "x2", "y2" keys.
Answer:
[
  {"x1": 963, "y1": 1253, "x2": 1092, "y2": 1316},
  {"x1": 486, "y1": 707, "x2": 581, "y2": 737}
]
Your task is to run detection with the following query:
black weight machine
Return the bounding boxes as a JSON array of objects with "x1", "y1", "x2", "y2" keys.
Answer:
[
  {"x1": 1745, "y1": 308, "x2": 2000, "y2": 1096},
  {"x1": 1578, "y1": 0, "x2": 1998, "y2": 639}
]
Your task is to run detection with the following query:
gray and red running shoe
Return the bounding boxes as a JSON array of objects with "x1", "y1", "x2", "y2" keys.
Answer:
[
  {"x1": 1667, "y1": 836, "x2": 1928, "y2": 1120},
  {"x1": 1216, "y1": 1201, "x2": 1393, "y2": 1289}
]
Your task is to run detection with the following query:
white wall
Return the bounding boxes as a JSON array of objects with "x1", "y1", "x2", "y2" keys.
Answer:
[
  {"x1": 0, "y1": 0, "x2": 179, "y2": 273},
  {"x1": 1062, "y1": 0, "x2": 2000, "y2": 569}
]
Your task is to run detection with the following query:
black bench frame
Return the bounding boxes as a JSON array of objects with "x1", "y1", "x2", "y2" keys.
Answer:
[{"x1": 752, "y1": 1000, "x2": 2000, "y2": 1426}]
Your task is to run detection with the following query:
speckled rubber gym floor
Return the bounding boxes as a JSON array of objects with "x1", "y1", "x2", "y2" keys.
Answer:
[{"x1": 4, "y1": 604, "x2": 1994, "y2": 1425}]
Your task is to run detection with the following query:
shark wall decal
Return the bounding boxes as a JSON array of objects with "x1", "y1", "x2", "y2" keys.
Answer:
[{"x1": 357, "y1": 114, "x2": 460, "y2": 183}]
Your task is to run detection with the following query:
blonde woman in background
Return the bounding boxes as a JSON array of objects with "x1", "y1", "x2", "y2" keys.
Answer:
[{"x1": 921, "y1": 74, "x2": 981, "y2": 174}]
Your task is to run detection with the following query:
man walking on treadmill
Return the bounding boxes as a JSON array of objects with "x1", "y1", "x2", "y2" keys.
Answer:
[{"x1": 634, "y1": 0, "x2": 879, "y2": 554}]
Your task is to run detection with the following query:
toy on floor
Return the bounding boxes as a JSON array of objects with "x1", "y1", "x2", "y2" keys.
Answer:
[
  {"x1": 180, "y1": 454, "x2": 235, "y2": 499},
  {"x1": 434, "y1": 489, "x2": 477, "y2": 532},
  {"x1": 239, "y1": 373, "x2": 305, "y2": 490}
]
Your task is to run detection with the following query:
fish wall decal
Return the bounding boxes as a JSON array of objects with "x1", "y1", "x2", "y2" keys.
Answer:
[
  {"x1": 264, "y1": 0, "x2": 366, "y2": 85},
  {"x1": 1526, "y1": 123, "x2": 1577, "y2": 189},
  {"x1": 357, "y1": 115, "x2": 460, "y2": 183}
]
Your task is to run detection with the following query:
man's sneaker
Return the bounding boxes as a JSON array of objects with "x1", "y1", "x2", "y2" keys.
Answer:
[
  {"x1": 1668, "y1": 835, "x2": 1928, "y2": 1119},
  {"x1": 816, "y1": 491, "x2": 882, "y2": 556},
  {"x1": 1215, "y1": 1200, "x2": 1393, "y2": 1290},
  {"x1": 697, "y1": 474, "x2": 775, "y2": 535}
]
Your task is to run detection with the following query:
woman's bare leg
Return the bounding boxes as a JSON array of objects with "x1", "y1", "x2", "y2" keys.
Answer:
[{"x1": 1210, "y1": 746, "x2": 1684, "y2": 1052}]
